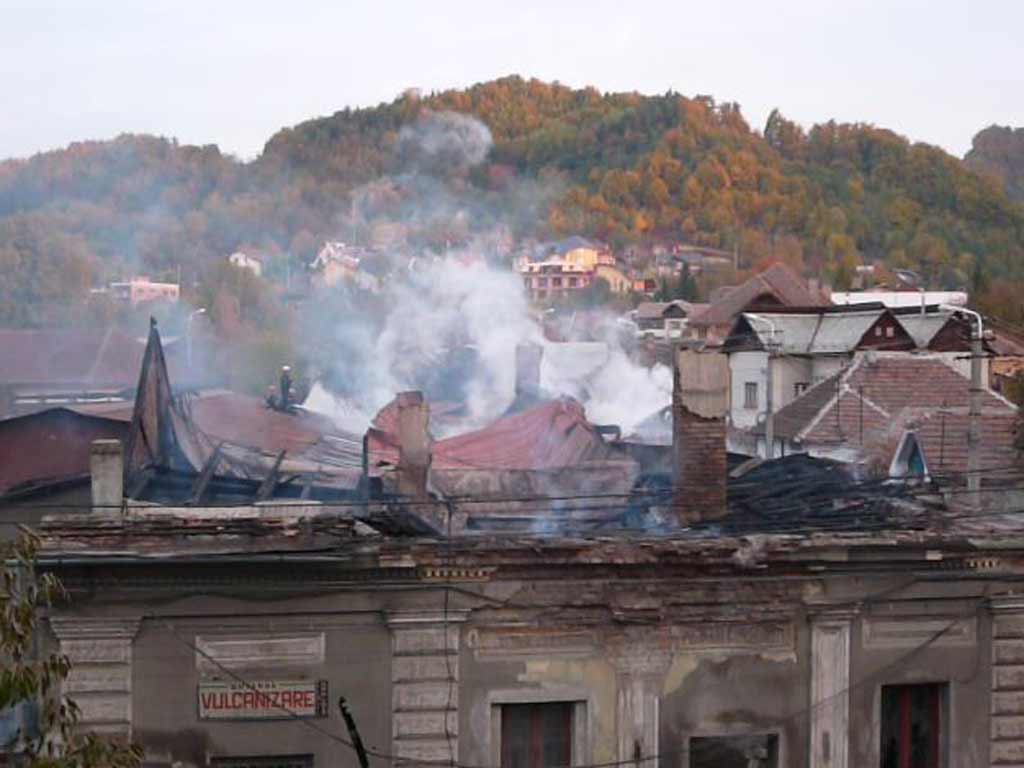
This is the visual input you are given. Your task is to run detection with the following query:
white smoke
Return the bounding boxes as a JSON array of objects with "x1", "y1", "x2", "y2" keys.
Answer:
[{"x1": 301, "y1": 110, "x2": 672, "y2": 436}]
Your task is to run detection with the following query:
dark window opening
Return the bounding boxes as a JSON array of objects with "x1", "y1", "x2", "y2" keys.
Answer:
[
  {"x1": 689, "y1": 733, "x2": 778, "y2": 768},
  {"x1": 881, "y1": 683, "x2": 945, "y2": 768},
  {"x1": 210, "y1": 756, "x2": 314, "y2": 768},
  {"x1": 744, "y1": 382, "x2": 758, "y2": 409},
  {"x1": 501, "y1": 702, "x2": 573, "y2": 768},
  {"x1": 794, "y1": 382, "x2": 809, "y2": 397}
]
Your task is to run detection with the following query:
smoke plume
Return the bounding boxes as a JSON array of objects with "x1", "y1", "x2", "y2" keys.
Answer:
[{"x1": 301, "y1": 111, "x2": 672, "y2": 436}]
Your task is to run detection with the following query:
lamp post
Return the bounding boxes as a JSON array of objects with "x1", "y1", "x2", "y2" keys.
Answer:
[
  {"x1": 942, "y1": 304, "x2": 984, "y2": 507},
  {"x1": 745, "y1": 313, "x2": 778, "y2": 460},
  {"x1": 186, "y1": 307, "x2": 206, "y2": 371}
]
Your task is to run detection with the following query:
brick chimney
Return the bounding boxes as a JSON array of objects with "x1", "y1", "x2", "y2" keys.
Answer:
[
  {"x1": 672, "y1": 348, "x2": 729, "y2": 524},
  {"x1": 396, "y1": 391, "x2": 432, "y2": 499},
  {"x1": 515, "y1": 342, "x2": 543, "y2": 402},
  {"x1": 90, "y1": 439, "x2": 124, "y2": 510}
]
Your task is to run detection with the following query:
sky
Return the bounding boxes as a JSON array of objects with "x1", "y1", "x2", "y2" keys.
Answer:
[{"x1": 1, "y1": 0, "x2": 1021, "y2": 162}]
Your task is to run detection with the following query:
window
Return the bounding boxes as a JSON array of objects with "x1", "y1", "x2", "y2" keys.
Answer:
[
  {"x1": 552, "y1": 277, "x2": 562, "y2": 288},
  {"x1": 744, "y1": 382, "x2": 758, "y2": 409},
  {"x1": 880, "y1": 684, "x2": 945, "y2": 768},
  {"x1": 537, "y1": 278, "x2": 547, "y2": 288},
  {"x1": 875, "y1": 326, "x2": 883, "y2": 337},
  {"x1": 689, "y1": 734, "x2": 778, "y2": 767},
  {"x1": 210, "y1": 757, "x2": 313, "y2": 768},
  {"x1": 886, "y1": 325, "x2": 895, "y2": 338},
  {"x1": 569, "y1": 277, "x2": 578, "y2": 288},
  {"x1": 501, "y1": 703, "x2": 573, "y2": 768},
  {"x1": 794, "y1": 382, "x2": 809, "y2": 397}
]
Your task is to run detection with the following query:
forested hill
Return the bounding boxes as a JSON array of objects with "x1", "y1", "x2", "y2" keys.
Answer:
[
  {"x1": 965, "y1": 125, "x2": 1024, "y2": 204},
  {"x1": 2, "y1": 76, "x2": 1023, "y2": 326}
]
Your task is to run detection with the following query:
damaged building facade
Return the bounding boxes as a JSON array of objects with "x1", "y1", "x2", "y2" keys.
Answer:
[{"x1": 5, "y1": 328, "x2": 1024, "y2": 768}]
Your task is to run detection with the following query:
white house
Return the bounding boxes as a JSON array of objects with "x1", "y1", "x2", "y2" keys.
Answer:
[
  {"x1": 723, "y1": 306, "x2": 916, "y2": 430},
  {"x1": 228, "y1": 251, "x2": 262, "y2": 277}
]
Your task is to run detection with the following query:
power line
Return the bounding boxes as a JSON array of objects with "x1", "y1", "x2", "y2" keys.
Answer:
[{"x1": 137, "y1": 576, "x2": 982, "y2": 768}]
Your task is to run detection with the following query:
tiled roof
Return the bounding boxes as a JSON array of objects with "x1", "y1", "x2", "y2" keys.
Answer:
[
  {"x1": 761, "y1": 353, "x2": 1020, "y2": 475},
  {"x1": 689, "y1": 263, "x2": 827, "y2": 329}
]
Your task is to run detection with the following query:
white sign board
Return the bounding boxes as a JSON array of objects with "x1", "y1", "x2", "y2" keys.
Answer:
[{"x1": 198, "y1": 679, "x2": 328, "y2": 720}]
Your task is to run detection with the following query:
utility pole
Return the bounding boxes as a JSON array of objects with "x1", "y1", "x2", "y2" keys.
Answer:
[
  {"x1": 943, "y1": 305, "x2": 984, "y2": 507},
  {"x1": 338, "y1": 696, "x2": 370, "y2": 768}
]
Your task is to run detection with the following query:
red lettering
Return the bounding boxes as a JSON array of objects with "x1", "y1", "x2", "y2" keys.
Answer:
[
  {"x1": 200, "y1": 692, "x2": 215, "y2": 710},
  {"x1": 231, "y1": 691, "x2": 244, "y2": 709}
]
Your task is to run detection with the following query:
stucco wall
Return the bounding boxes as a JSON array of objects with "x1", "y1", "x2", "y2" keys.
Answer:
[{"x1": 130, "y1": 594, "x2": 392, "y2": 768}]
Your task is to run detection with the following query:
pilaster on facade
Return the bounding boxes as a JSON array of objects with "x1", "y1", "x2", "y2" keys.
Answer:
[
  {"x1": 386, "y1": 609, "x2": 469, "y2": 765},
  {"x1": 990, "y1": 598, "x2": 1024, "y2": 766},
  {"x1": 610, "y1": 650, "x2": 670, "y2": 768},
  {"x1": 49, "y1": 616, "x2": 141, "y2": 737},
  {"x1": 809, "y1": 609, "x2": 855, "y2": 768}
]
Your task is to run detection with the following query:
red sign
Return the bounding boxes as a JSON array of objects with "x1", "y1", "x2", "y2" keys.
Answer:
[{"x1": 198, "y1": 679, "x2": 328, "y2": 720}]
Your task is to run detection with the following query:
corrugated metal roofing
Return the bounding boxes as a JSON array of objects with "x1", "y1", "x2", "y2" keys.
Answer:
[
  {"x1": 369, "y1": 397, "x2": 618, "y2": 471},
  {"x1": 0, "y1": 327, "x2": 145, "y2": 387},
  {"x1": 896, "y1": 312, "x2": 954, "y2": 349}
]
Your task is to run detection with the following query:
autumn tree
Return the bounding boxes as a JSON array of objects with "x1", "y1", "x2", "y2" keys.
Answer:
[{"x1": 1, "y1": 531, "x2": 142, "y2": 767}]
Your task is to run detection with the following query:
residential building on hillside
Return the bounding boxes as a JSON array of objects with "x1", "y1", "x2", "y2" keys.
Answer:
[
  {"x1": 228, "y1": 251, "x2": 263, "y2": 277},
  {"x1": 519, "y1": 258, "x2": 594, "y2": 302},
  {"x1": 108, "y1": 277, "x2": 180, "y2": 305},
  {"x1": 594, "y1": 263, "x2": 631, "y2": 293},
  {"x1": 632, "y1": 300, "x2": 705, "y2": 340},
  {"x1": 311, "y1": 241, "x2": 385, "y2": 292},
  {"x1": 531, "y1": 235, "x2": 614, "y2": 270}
]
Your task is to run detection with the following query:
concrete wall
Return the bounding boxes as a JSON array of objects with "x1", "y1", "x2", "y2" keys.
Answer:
[
  {"x1": 131, "y1": 593, "x2": 391, "y2": 768},
  {"x1": 44, "y1": 565, "x2": 1002, "y2": 768},
  {"x1": 730, "y1": 351, "x2": 767, "y2": 429}
]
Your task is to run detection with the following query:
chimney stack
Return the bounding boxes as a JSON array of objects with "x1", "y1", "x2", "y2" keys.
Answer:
[
  {"x1": 672, "y1": 348, "x2": 729, "y2": 524},
  {"x1": 396, "y1": 391, "x2": 432, "y2": 499},
  {"x1": 90, "y1": 439, "x2": 124, "y2": 510},
  {"x1": 515, "y1": 342, "x2": 543, "y2": 402}
]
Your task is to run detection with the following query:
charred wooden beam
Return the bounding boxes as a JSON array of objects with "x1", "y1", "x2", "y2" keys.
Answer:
[
  {"x1": 189, "y1": 443, "x2": 223, "y2": 505},
  {"x1": 255, "y1": 450, "x2": 286, "y2": 501}
]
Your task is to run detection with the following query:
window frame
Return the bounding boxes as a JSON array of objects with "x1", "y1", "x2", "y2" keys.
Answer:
[
  {"x1": 489, "y1": 689, "x2": 590, "y2": 768},
  {"x1": 744, "y1": 381, "x2": 759, "y2": 410},
  {"x1": 877, "y1": 681, "x2": 949, "y2": 768},
  {"x1": 685, "y1": 729, "x2": 784, "y2": 768}
]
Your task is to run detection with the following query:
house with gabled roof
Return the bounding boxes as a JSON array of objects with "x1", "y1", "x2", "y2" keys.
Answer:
[
  {"x1": 686, "y1": 262, "x2": 830, "y2": 344},
  {"x1": 751, "y1": 352, "x2": 1020, "y2": 477},
  {"x1": 723, "y1": 304, "x2": 916, "y2": 429}
]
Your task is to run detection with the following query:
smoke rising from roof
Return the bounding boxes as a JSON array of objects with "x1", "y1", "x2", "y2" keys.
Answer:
[{"x1": 301, "y1": 111, "x2": 671, "y2": 435}]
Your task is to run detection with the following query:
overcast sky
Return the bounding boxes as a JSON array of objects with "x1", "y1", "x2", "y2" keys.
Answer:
[{"x1": 1, "y1": 0, "x2": 1021, "y2": 162}]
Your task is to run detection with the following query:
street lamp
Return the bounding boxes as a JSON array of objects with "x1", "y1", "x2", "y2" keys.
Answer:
[{"x1": 186, "y1": 307, "x2": 206, "y2": 370}]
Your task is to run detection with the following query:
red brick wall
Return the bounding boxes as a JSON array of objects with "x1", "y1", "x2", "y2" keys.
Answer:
[{"x1": 673, "y1": 405, "x2": 727, "y2": 524}]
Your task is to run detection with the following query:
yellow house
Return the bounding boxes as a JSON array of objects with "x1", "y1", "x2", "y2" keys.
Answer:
[{"x1": 594, "y1": 264, "x2": 632, "y2": 294}]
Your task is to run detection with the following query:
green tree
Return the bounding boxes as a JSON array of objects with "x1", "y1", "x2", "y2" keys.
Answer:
[{"x1": 1, "y1": 532, "x2": 143, "y2": 767}]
